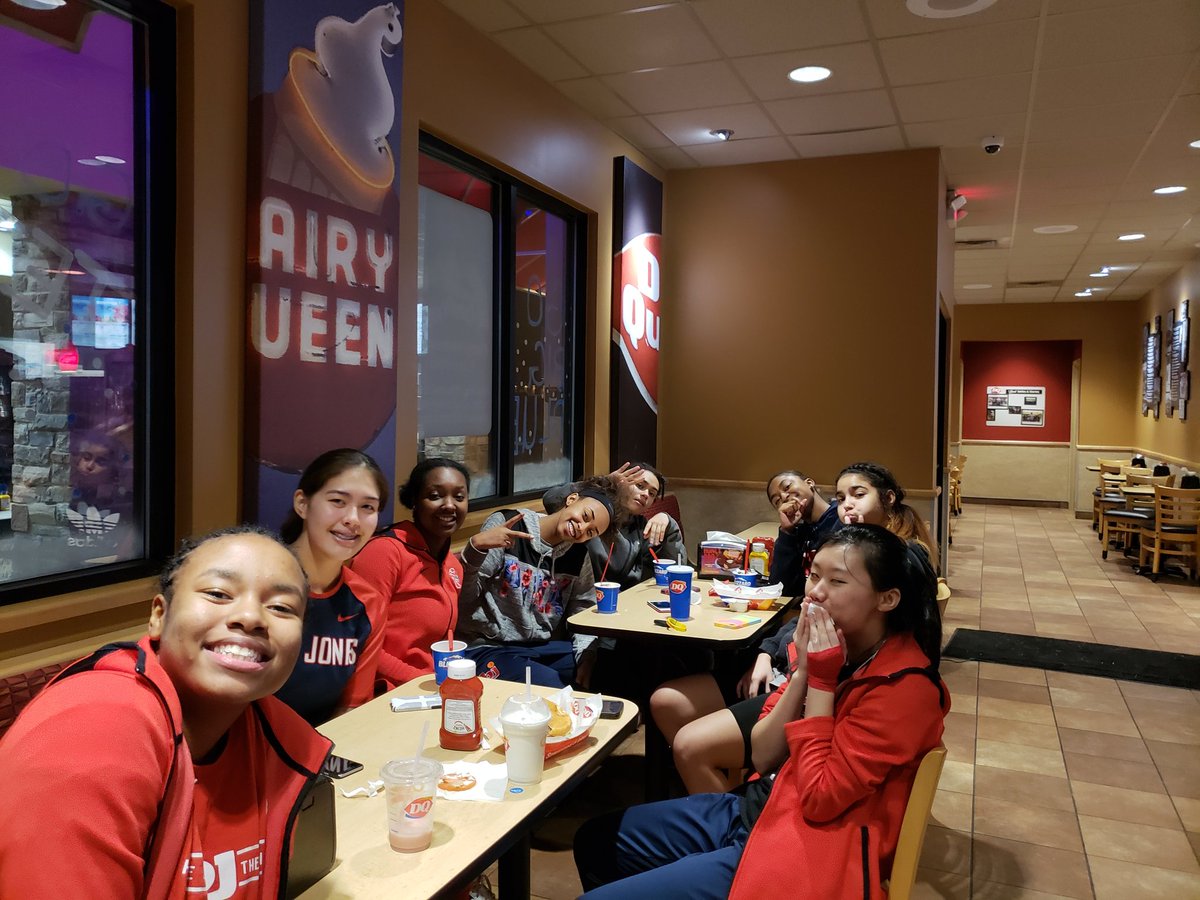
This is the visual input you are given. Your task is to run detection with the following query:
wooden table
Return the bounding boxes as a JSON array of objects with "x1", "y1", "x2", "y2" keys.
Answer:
[
  {"x1": 1085, "y1": 465, "x2": 1101, "y2": 472},
  {"x1": 300, "y1": 679, "x2": 638, "y2": 900},
  {"x1": 1120, "y1": 484, "x2": 1155, "y2": 498}
]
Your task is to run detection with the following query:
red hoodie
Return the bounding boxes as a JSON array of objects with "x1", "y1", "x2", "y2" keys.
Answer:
[
  {"x1": 729, "y1": 633, "x2": 948, "y2": 900},
  {"x1": 0, "y1": 637, "x2": 331, "y2": 900},
  {"x1": 351, "y1": 521, "x2": 462, "y2": 688}
]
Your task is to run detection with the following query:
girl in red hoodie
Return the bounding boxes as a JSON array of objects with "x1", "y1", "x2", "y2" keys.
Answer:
[{"x1": 574, "y1": 524, "x2": 947, "y2": 899}]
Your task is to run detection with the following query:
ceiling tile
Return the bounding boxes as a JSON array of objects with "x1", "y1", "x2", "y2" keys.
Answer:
[
  {"x1": 765, "y1": 89, "x2": 895, "y2": 134},
  {"x1": 1156, "y1": 95, "x2": 1200, "y2": 136},
  {"x1": 491, "y1": 27, "x2": 589, "y2": 81},
  {"x1": 866, "y1": 0, "x2": 1043, "y2": 38},
  {"x1": 544, "y1": 6, "x2": 720, "y2": 74},
  {"x1": 441, "y1": 0, "x2": 528, "y2": 32},
  {"x1": 1004, "y1": 286, "x2": 1060, "y2": 301},
  {"x1": 604, "y1": 115, "x2": 673, "y2": 149},
  {"x1": 878, "y1": 19, "x2": 1039, "y2": 86},
  {"x1": 507, "y1": 0, "x2": 661, "y2": 24},
  {"x1": 1019, "y1": 165, "x2": 1131, "y2": 190},
  {"x1": 941, "y1": 146, "x2": 1022, "y2": 177},
  {"x1": 894, "y1": 72, "x2": 1031, "y2": 123},
  {"x1": 730, "y1": 43, "x2": 884, "y2": 102},
  {"x1": 643, "y1": 145, "x2": 698, "y2": 169},
  {"x1": 957, "y1": 205, "x2": 1016, "y2": 227},
  {"x1": 690, "y1": 0, "x2": 869, "y2": 56},
  {"x1": 1022, "y1": 135, "x2": 1144, "y2": 169},
  {"x1": 649, "y1": 103, "x2": 779, "y2": 145},
  {"x1": 1013, "y1": 229, "x2": 1092, "y2": 247},
  {"x1": 905, "y1": 113, "x2": 1026, "y2": 149},
  {"x1": 1027, "y1": 100, "x2": 1169, "y2": 144},
  {"x1": 1016, "y1": 202, "x2": 1110, "y2": 221},
  {"x1": 953, "y1": 224, "x2": 1013, "y2": 242},
  {"x1": 556, "y1": 77, "x2": 635, "y2": 118},
  {"x1": 1033, "y1": 56, "x2": 1194, "y2": 111},
  {"x1": 1040, "y1": 0, "x2": 1200, "y2": 68},
  {"x1": 954, "y1": 292, "x2": 1006, "y2": 304},
  {"x1": 682, "y1": 136, "x2": 797, "y2": 166},
  {"x1": 788, "y1": 126, "x2": 905, "y2": 157},
  {"x1": 601, "y1": 61, "x2": 753, "y2": 115}
]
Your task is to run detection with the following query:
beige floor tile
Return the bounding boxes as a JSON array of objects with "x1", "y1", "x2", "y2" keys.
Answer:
[
  {"x1": 1052, "y1": 706, "x2": 1140, "y2": 737},
  {"x1": 971, "y1": 836, "x2": 1093, "y2": 898},
  {"x1": 1063, "y1": 752, "x2": 1166, "y2": 794},
  {"x1": 1118, "y1": 679, "x2": 1200, "y2": 706},
  {"x1": 1173, "y1": 795, "x2": 1200, "y2": 832},
  {"x1": 943, "y1": 712, "x2": 977, "y2": 764},
  {"x1": 977, "y1": 716, "x2": 1062, "y2": 751},
  {"x1": 949, "y1": 692, "x2": 979, "y2": 715},
  {"x1": 939, "y1": 759, "x2": 975, "y2": 795},
  {"x1": 932, "y1": 787, "x2": 974, "y2": 832},
  {"x1": 911, "y1": 869, "x2": 971, "y2": 899},
  {"x1": 919, "y1": 825, "x2": 973, "y2": 874},
  {"x1": 978, "y1": 696, "x2": 1057, "y2": 726},
  {"x1": 973, "y1": 765, "x2": 1075, "y2": 812},
  {"x1": 1049, "y1": 687, "x2": 1126, "y2": 713},
  {"x1": 973, "y1": 795, "x2": 1084, "y2": 852},
  {"x1": 1056, "y1": 727, "x2": 1151, "y2": 763},
  {"x1": 1044, "y1": 671, "x2": 1121, "y2": 695},
  {"x1": 1071, "y1": 781, "x2": 1183, "y2": 828},
  {"x1": 979, "y1": 662, "x2": 1047, "y2": 686},
  {"x1": 1159, "y1": 765, "x2": 1200, "y2": 800},
  {"x1": 1088, "y1": 856, "x2": 1200, "y2": 900},
  {"x1": 978, "y1": 679, "x2": 1053, "y2": 705},
  {"x1": 976, "y1": 740, "x2": 1067, "y2": 778},
  {"x1": 1130, "y1": 707, "x2": 1200, "y2": 745},
  {"x1": 1078, "y1": 814, "x2": 1200, "y2": 873},
  {"x1": 970, "y1": 883, "x2": 1081, "y2": 900}
]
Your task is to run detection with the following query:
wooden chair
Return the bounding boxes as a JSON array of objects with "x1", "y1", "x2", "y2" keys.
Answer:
[
  {"x1": 1091, "y1": 461, "x2": 1126, "y2": 533},
  {"x1": 883, "y1": 745, "x2": 948, "y2": 900},
  {"x1": 1138, "y1": 487, "x2": 1200, "y2": 581},
  {"x1": 1100, "y1": 471, "x2": 1175, "y2": 558}
]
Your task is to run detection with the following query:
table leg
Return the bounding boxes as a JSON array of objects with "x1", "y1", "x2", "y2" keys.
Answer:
[
  {"x1": 498, "y1": 832, "x2": 531, "y2": 900},
  {"x1": 644, "y1": 716, "x2": 670, "y2": 802}
]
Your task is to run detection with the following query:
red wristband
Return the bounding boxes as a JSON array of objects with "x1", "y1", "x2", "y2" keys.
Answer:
[{"x1": 806, "y1": 645, "x2": 844, "y2": 693}]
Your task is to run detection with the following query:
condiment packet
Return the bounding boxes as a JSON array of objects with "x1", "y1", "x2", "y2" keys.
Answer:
[
  {"x1": 339, "y1": 779, "x2": 385, "y2": 799},
  {"x1": 436, "y1": 761, "x2": 508, "y2": 802}
]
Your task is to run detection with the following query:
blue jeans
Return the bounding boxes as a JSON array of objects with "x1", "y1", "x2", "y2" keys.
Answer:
[
  {"x1": 461, "y1": 641, "x2": 576, "y2": 687},
  {"x1": 574, "y1": 793, "x2": 749, "y2": 899}
]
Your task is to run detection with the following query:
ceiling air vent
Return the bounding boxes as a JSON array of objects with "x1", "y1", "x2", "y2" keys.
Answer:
[
  {"x1": 955, "y1": 239, "x2": 1001, "y2": 249},
  {"x1": 1005, "y1": 280, "x2": 1063, "y2": 289}
]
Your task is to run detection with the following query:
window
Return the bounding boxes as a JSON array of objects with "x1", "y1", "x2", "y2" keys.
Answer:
[
  {"x1": 0, "y1": 0, "x2": 175, "y2": 603},
  {"x1": 417, "y1": 135, "x2": 585, "y2": 505}
]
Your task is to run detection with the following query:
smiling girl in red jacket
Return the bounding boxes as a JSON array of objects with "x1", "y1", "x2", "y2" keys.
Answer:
[
  {"x1": 574, "y1": 524, "x2": 947, "y2": 899},
  {"x1": 0, "y1": 526, "x2": 331, "y2": 900},
  {"x1": 351, "y1": 458, "x2": 469, "y2": 688}
]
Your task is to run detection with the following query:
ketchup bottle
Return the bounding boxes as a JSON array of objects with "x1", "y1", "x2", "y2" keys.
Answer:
[{"x1": 439, "y1": 658, "x2": 483, "y2": 750}]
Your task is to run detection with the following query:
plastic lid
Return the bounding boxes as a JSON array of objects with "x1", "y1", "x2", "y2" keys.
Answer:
[
  {"x1": 446, "y1": 658, "x2": 476, "y2": 680},
  {"x1": 500, "y1": 693, "x2": 550, "y2": 725},
  {"x1": 752, "y1": 542, "x2": 766, "y2": 551}
]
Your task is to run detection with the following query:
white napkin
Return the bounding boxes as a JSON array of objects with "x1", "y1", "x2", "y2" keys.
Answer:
[{"x1": 435, "y1": 760, "x2": 508, "y2": 802}]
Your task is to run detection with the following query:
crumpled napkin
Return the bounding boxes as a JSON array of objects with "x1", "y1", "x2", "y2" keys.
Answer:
[{"x1": 436, "y1": 760, "x2": 508, "y2": 802}]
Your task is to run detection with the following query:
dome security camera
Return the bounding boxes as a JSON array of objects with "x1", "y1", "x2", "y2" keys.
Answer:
[{"x1": 981, "y1": 135, "x2": 1004, "y2": 154}]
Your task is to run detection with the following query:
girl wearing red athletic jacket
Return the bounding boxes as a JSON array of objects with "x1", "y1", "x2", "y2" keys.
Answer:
[
  {"x1": 0, "y1": 526, "x2": 331, "y2": 900},
  {"x1": 574, "y1": 525, "x2": 947, "y2": 900},
  {"x1": 351, "y1": 458, "x2": 469, "y2": 689}
]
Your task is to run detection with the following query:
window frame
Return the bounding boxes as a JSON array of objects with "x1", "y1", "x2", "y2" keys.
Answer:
[
  {"x1": 0, "y1": 0, "x2": 176, "y2": 606},
  {"x1": 418, "y1": 132, "x2": 587, "y2": 510}
]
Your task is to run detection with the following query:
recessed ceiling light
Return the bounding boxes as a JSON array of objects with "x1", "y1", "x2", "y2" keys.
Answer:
[
  {"x1": 1090, "y1": 269, "x2": 1110, "y2": 278},
  {"x1": 1118, "y1": 233, "x2": 1146, "y2": 241},
  {"x1": 77, "y1": 158, "x2": 105, "y2": 166},
  {"x1": 1033, "y1": 224, "x2": 1077, "y2": 234},
  {"x1": 787, "y1": 65, "x2": 831, "y2": 84},
  {"x1": 709, "y1": 129, "x2": 733, "y2": 141},
  {"x1": 1189, "y1": 139, "x2": 1200, "y2": 149},
  {"x1": 1075, "y1": 290, "x2": 1093, "y2": 297},
  {"x1": 10, "y1": 0, "x2": 66, "y2": 9},
  {"x1": 962, "y1": 283, "x2": 992, "y2": 289},
  {"x1": 1153, "y1": 185, "x2": 1187, "y2": 194},
  {"x1": 95, "y1": 155, "x2": 126, "y2": 165},
  {"x1": 906, "y1": 0, "x2": 998, "y2": 18}
]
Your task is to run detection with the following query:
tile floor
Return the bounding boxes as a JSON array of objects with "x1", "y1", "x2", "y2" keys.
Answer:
[{"x1": 512, "y1": 504, "x2": 1200, "y2": 899}]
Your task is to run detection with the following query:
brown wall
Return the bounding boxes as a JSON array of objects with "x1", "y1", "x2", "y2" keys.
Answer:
[
  {"x1": 950, "y1": 301, "x2": 1142, "y2": 448},
  {"x1": 660, "y1": 149, "x2": 945, "y2": 491},
  {"x1": 1133, "y1": 258, "x2": 1200, "y2": 465}
]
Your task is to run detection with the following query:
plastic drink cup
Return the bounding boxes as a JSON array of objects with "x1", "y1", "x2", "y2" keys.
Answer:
[
  {"x1": 666, "y1": 565, "x2": 694, "y2": 620},
  {"x1": 732, "y1": 569, "x2": 759, "y2": 587},
  {"x1": 595, "y1": 581, "x2": 620, "y2": 614},
  {"x1": 381, "y1": 757, "x2": 442, "y2": 852},
  {"x1": 500, "y1": 694, "x2": 551, "y2": 784},
  {"x1": 653, "y1": 558, "x2": 675, "y2": 585},
  {"x1": 431, "y1": 639, "x2": 467, "y2": 685}
]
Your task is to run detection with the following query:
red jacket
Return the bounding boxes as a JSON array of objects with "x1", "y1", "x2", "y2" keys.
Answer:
[
  {"x1": 0, "y1": 637, "x2": 331, "y2": 900},
  {"x1": 351, "y1": 521, "x2": 462, "y2": 688},
  {"x1": 729, "y1": 633, "x2": 948, "y2": 900}
]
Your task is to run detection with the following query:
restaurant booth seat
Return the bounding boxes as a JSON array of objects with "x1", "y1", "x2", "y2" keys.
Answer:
[{"x1": 0, "y1": 662, "x2": 66, "y2": 740}]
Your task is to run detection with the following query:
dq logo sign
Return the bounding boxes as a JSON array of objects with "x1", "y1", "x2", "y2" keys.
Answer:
[
  {"x1": 404, "y1": 797, "x2": 433, "y2": 818},
  {"x1": 613, "y1": 232, "x2": 661, "y2": 413},
  {"x1": 669, "y1": 579, "x2": 687, "y2": 594}
]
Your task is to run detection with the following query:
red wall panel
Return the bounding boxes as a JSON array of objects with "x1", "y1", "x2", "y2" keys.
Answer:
[{"x1": 961, "y1": 340, "x2": 1079, "y2": 442}]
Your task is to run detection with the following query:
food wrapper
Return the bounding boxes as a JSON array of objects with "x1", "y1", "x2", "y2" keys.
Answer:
[
  {"x1": 490, "y1": 686, "x2": 602, "y2": 760},
  {"x1": 711, "y1": 580, "x2": 784, "y2": 610}
]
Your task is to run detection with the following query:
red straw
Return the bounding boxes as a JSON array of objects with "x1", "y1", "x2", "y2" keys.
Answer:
[
  {"x1": 647, "y1": 543, "x2": 659, "y2": 562},
  {"x1": 447, "y1": 628, "x2": 454, "y2": 649},
  {"x1": 599, "y1": 541, "x2": 615, "y2": 582}
]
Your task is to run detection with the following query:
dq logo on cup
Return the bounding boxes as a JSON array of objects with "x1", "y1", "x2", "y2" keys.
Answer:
[
  {"x1": 669, "y1": 579, "x2": 687, "y2": 594},
  {"x1": 404, "y1": 797, "x2": 433, "y2": 819}
]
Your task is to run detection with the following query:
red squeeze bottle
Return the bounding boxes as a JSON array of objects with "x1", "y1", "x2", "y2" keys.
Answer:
[{"x1": 439, "y1": 658, "x2": 483, "y2": 751}]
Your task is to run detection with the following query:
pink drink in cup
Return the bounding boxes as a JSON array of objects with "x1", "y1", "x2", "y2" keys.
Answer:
[{"x1": 381, "y1": 757, "x2": 442, "y2": 852}]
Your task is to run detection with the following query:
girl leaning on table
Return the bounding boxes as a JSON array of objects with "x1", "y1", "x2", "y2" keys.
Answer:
[
  {"x1": 573, "y1": 524, "x2": 948, "y2": 899},
  {"x1": 457, "y1": 475, "x2": 621, "y2": 689},
  {"x1": 273, "y1": 448, "x2": 389, "y2": 725},
  {"x1": 350, "y1": 458, "x2": 469, "y2": 689},
  {"x1": 0, "y1": 526, "x2": 332, "y2": 900}
]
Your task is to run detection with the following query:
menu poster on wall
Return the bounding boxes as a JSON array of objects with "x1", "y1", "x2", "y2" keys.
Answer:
[
  {"x1": 245, "y1": 1, "x2": 404, "y2": 527},
  {"x1": 1165, "y1": 299, "x2": 1190, "y2": 420},
  {"x1": 1142, "y1": 316, "x2": 1162, "y2": 418},
  {"x1": 610, "y1": 157, "x2": 662, "y2": 466},
  {"x1": 986, "y1": 386, "x2": 1045, "y2": 427}
]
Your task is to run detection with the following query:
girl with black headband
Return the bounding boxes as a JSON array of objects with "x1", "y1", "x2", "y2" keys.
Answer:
[{"x1": 457, "y1": 476, "x2": 621, "y2": 688}]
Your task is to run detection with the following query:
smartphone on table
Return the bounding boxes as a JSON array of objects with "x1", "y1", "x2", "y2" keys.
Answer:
[
  {"x1": 321, "y1": 753, "x2": 364, "y2": 779},
  {"x1": 600, "y1": 699, "x2": 625, "y2": 719}
]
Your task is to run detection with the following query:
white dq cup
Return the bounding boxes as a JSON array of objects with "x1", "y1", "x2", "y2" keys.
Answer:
[{"x1": 500, "y1": 694, "x2": 551, "y2": 784}]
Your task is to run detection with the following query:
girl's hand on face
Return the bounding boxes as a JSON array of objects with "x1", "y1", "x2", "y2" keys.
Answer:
[
  {"x1": 805, "y1": 603, "x2": 846, "y2": 692},
  {"x1": 471, "y1": 514, "x2": 533, "y2": 552},
  {"x1": 642, "y1": 512, "x2": 670, "y2": 546},
  {"x1": 778, "y1": 497, "x2": 808, "y2": 531},
  {"x1": 842, "y1": 510, "x2": 865, "y2": 525},
  {"x1": 608, "y1": 462, "x2": 644, "y2": 490},
  {"x1": 790, "y1": 603, "x2": 812, "y2": 685}
]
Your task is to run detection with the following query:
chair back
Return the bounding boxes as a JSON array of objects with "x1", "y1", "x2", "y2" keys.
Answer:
[
  {"x1": 643, "y1": 492, "x2": 684, "y2": 544},
  {"x1": 1126, "y1": 471, "x2": 1173, "y2": 487},
  {"x1": 885, "y1": 745, "x2": 947, "y2": 900},
  {"x1": 1153, "y1": 486, "x2": 1200, "y2": 529}
]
